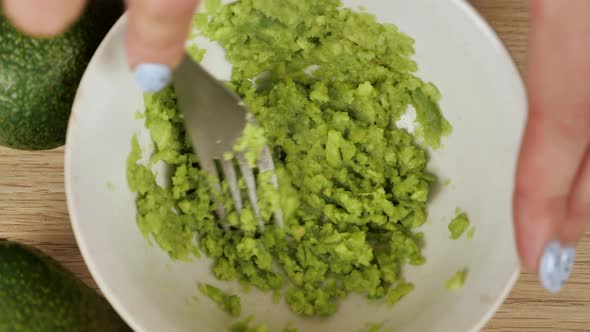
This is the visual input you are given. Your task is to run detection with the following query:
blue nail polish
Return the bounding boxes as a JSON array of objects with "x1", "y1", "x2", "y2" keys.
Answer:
[
  {"x1": 133, "y1": 63, "x2": 171, "y2": 92},
  {"x1": 560, "y1": 246, "x2": 576, "y2": 278},
  {"x1": 539, "y1": 241, "x2": 576, "y2": 293}
]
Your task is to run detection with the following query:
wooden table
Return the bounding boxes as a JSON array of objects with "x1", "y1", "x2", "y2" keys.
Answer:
[{"x1": 1, "y1": 1, "x2": 589, "y2": 331}]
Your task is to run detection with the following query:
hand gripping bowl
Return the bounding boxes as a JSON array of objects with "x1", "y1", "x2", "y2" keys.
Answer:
[{"x1": 65, "y1": 1, "x2": 527, "y2": 331}]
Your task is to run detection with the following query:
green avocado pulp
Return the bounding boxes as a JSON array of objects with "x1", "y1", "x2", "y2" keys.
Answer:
[{"x1": 127, "y1": 0, "x2": 451, "y2": 318}]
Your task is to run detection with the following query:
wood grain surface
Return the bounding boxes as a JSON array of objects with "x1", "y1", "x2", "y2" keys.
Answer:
[{"x1": 1, "y1": 1, "x2": 588, "y2": 331}]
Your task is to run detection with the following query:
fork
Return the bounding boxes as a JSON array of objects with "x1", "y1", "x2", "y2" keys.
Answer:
[{"x1": 172, "y1": 54, "x2": 284, "y2": 230}]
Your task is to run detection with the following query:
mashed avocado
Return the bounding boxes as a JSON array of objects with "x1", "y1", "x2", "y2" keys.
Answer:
[
  {"x1": 366, "y1": 323, "x2": 383, "y2": 332},
  {"x1": 385, "y1": 280, "x2": 415, "y2": 306},
  {"x1": 445, "y1": 269, "x2": 468, "y2": 291},
  {"x1": 198, "y1": 283, "x2": 241, "y2": 317},
  {"x1": 229, "y1": 317, "x2": 298, "y2": 332},
  {"x1": 230, "y1": 318, "x2": 267, "y2": 332},
  {"x1": 128, "y1": 0, "x2": 452, "y2": 318},
  {"x1": 467, "y1": 227, "x2": 476, "y2": 239},
  {"x1": 448, "y1": 209, "x2": 470, "y2": 240}
]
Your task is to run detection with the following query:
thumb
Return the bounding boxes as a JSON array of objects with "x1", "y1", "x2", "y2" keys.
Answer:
[
  {"x1": 2, "y1": 0, "x2": 86, "y2": 37},
  {"x1": 126, "y1": 0, "x2": 200, "y2": 92},
  {"x1": 515, "y1": 0, "x2": 590, "y2": 293}
]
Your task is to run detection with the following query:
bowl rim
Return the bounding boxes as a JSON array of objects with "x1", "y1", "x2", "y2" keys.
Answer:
[{"x1": 64, "y1": 2, "x2": 525, "y2": 331}]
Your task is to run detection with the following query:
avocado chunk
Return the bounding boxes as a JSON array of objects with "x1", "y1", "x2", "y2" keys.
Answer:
[
  {"x1": 0, "y1": 0, "x2": 123, "y2": 150},
  {"x1": 448, "y1": 209, "x2": 471, "y2": 240},
  {"x1": 197, "y1": 283, "x2": 241, "y2": 317},
  {"x1": 0, "y1": 240, "x2": 132, "y2": 332},
  {"x1": 445, "y1": 268, "x2": 468, "y2": 291}
]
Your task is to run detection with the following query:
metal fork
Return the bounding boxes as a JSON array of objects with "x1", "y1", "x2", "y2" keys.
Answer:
[{"x1": 172, "y1": 54, "x2": 283, "y2": 230}]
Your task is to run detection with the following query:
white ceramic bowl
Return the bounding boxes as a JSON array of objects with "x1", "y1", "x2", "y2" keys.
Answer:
[{"x1": 65, "y1": 1, "x2": 527, "y2": 331}]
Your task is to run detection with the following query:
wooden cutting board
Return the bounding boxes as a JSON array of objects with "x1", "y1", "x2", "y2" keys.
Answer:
[{"x1": 1, "y1": 1, "x2": 588, "y2": 330}]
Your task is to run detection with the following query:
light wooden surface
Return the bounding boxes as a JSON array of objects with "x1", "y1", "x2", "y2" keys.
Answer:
[{"x1": 1, "y1": 1, "x2": 588, "y2": 331}]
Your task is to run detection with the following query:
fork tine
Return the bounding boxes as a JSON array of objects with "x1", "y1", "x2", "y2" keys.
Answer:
[
  {"x1": 236, "y1": 154, "x2": 265, "y2": 231},
  {"x1": 258, "y1": 146, "x2": 284, "y2": 228},
  {"x1": 221, "y1": 159, "x2": 243, "y2": 213},
  {"x1": 256, "y1": 146, "x2": 274, "y2": 173},
  {"x1": 200, "y1": 157, "x2": 229, "y2": 230}
]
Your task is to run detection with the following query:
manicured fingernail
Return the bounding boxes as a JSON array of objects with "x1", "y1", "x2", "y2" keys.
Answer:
[
  {"x1": 133, "y1": 63, "x2": 171, "y2": 92},
  {"x1": 539, "y1": 240, "x2": 576, "y2": 293},
  {"x1": 560, "y1": 245, "x2": 576, "y2": 277}
]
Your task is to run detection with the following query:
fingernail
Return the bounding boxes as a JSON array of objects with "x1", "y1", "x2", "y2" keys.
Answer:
[
  {"x1": 539, "y1": 240, "x2": 576, "y2": 293},
  {"x1": 133, "y1": 63, "x2": 171, "y2": 92}
]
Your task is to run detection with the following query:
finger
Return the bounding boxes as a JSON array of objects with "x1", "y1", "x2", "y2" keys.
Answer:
[
  {"x1": 515, "y1": 0, "x2": 590, "y2": 273},
  {"x1": 2, "y1": 0, "x2": 86, "y2": 37},
  {"x1": 563, "y1": 147, "x2": 590, "y2": 243},
  {"x1": 513, "y1": 108, "x2": 587, "y2": 272},
  {"x1": 126, "y1": 0, "x2": 200, "y2": 92}
]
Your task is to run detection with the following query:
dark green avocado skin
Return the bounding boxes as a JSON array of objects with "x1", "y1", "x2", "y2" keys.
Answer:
[
  {"x1": 0, "y1": 0, "x2": 124, "y2": 150},
  {"x1": 0, "y1": 240, "x2": 133, "y2": 332}
]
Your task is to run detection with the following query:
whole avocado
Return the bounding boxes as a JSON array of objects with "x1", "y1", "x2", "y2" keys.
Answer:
[
  {"x1": 0, "y1": 0, "x2": 124, "y2": 150},
  {"x1": 0, "y1": 240, "x2": 133, "y2": 332}
]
